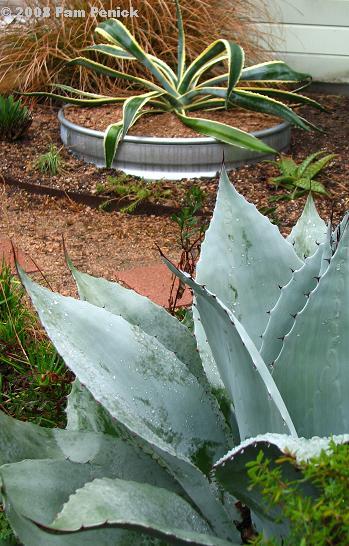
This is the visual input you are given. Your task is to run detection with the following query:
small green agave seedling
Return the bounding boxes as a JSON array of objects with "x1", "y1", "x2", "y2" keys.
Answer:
[
  {"x1": 267, "y1": 150, "x2": 336, "y2": 199},
  {"x1": 1, "y1": 168, "x2": 349, "y2": 545},
  {"x1": 28, "y1": 0, "x2": 324, "y2": 167},
  {"x1": 0, "y1": 95, "x2": 32, "y2": 141}
]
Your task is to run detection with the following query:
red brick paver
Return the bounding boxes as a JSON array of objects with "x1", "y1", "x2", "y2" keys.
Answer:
[
  {"x1": 117, "y1": 263, "x2": 192, "y2": 308},
  {"x1": 0, "y1": 237, "x2": 192, "y2": 308},
  {"x1": 0, "y1": 238, "x2": 39, "y2": 274}
]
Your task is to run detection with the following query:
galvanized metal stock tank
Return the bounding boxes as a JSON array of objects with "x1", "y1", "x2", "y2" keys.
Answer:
[{"x1": 59, "y1": 106, "x2": 291, "y2": 180}]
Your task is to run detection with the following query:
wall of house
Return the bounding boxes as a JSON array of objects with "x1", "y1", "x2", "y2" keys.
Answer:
[{"x1": 252, "y1": 0, "x2": 349, "y2": 83}]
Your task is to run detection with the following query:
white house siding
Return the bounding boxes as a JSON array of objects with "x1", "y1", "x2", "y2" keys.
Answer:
[{"x1": 252, "y1": 0, "x2": 349, "y2": 83}]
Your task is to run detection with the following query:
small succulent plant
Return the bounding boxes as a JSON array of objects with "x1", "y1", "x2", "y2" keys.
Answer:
[
  {"x1": 0, "y1": 95, "x2": 32, "y2": 141},
  {"x1": 1, "y1": 169, "x2": 348, "y2": 545},
  {"x1": 267, "y1": 151, "x2": 336, "y2": 199}
]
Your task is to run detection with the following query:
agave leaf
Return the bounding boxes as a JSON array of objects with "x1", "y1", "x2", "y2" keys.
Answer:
[
  {"x1": 237, "y1": 87, "x2": 326, "y2": 111},
  {"x1": 104, "y1": 92, "x2": 158, "y2": 167},
  {"x1": 18, "y1": 269, "x2": 238, "y2": 539},
  {"x1": 1, "y1": 460, "x2": 149, "y2": 546},
  {"x1": 19, "y1": 268, "x2": 228, "y2": 463},
  {"x1": 46, "y1": 477, "x2": 235, "y2": 546},
  {"x1": 95, "y1": 20, "x2": 178, "y2": 97},
  {"x1": 176, "y1": 114, "x2": 275, "y2": 154},
  {"x1": 67, "y1": 260, "x2": 206, "y2": 386},
  {"x1": 66, "y1": 379, "x2": 121, "y2": 435},
  {"x1": 163, "y1": 258, "x2": 297, "y2": 440},
  {"x1": 68, "y1": 57, "x2": 165, "y2": 94},
  {"x1": 51, "y1": 84, "x2": 123, "y2": 100},
  {"x1": 287, "y1": 193, "x2": 327, "y2": 259},
  {"x1": 64, "y1": 382, "x2": 240, "y2": 542},
  {"x1": 230, "y1": 90, "x2": 317, "y2": 132},
  {"x1": 186, "y1": 98, "x2": 226, "y2": 112},
  {"x1": 240, "y1": 60, "x2": 311, "y2": 82},
  {"x1": 274, "y1": 220, "x2": 349, "y2": 437},
  {"x1": 84, "y1": 43, "x2": 136, "y2": 60},
  {"x1": 189, "y1": 55, "x2": 228, "y2": 88},
  {"x1": 261, "y1": 241, "x2": 327, "y2": 368},
  {"x1": 179, "y1": 85, "x2": 226, "y2": 106},
  {"x1": 198, "y1": 60, "x2": 311, "y2": 88},
  {"x1": 0, "y1": 409, "x2": 117, "y2": 465},
  {"x1": 214, "y1": 433, "x2": 349, "y2": 536},
  {"x1": 178, "y1": 40, "x2": 244, "y2": 97},
  {"x1": 23, "y1": 91, "x2": 125, "y2": 106},
  {"x1": 0, "y1": 410, "x2": 181, "y2": 493},
  {"x1": 4, "y1": 503, "x2": 141, "y2": 546},
  {"x1": 85, "y1": 44, "x2": 177, "y2": 85},
  {"x1": 104, "y1": 122, "x2": 123, "y2": 168},
  {"x1": 175, "y1": 0, "x2": 186, "y2": 81},
  {"x1": 196, "y1": 168, "x2": 302, "y2": 351}
]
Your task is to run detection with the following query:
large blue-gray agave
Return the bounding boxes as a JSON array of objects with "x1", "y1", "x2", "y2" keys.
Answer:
[{"x1": 1, "y1": 168, "x2": 348, "y2": 546}]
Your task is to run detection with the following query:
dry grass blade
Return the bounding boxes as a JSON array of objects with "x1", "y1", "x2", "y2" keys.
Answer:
[{"x1": 0, "y1": 0, "x2": 270, "y2": 96}]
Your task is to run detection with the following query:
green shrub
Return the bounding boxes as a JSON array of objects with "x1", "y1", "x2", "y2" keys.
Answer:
[
  {"x1": 0, "y1": 95, "x2": 32, "y2": 141},
  {"x1": 248, "y1": 441, "x2": 349, "y2": 545}
]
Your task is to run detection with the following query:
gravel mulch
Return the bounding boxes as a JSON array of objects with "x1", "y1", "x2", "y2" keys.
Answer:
[
  {"x1": 1, "y1": 93, "x2": 348, "y2": 298},
  {"x1": 65, "y1": 104, "x2": 281, "y2": 136}
]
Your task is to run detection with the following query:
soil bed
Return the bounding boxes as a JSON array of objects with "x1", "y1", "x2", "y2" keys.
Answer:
[
  {"x1": 64, "y1": 105, "x2": 281, "y2": 137},
  {"x1": 1, "y1": 93, "x2": 348, "y2": 299}
]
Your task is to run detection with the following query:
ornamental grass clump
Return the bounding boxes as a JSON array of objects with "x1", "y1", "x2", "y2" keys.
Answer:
[
  {"x1": 28, "y1": 0, "x2": 325, "y2": 167},
  {"x1": 0, "y1": 0, "x2": 268, "y2": 96},
  {"x1": 1, "y1": 168, "x2": 348, "y2": 545},
  {"x1": 0, "y1": 95, "x2": 32, "y2": 141}
]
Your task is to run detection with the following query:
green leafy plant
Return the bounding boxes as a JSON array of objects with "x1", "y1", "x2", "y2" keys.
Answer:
[
  {"x1": 96, "y1": 173, "x2": 171, "y2": 212},
  {"x1": 0, "y1": 95, "x2": 32, "y2": 141},
  {"x1": 0, "y1": 261, "x2": 70, "y2": 427},
  {"x1": 1, "y1": 168, "x2": 349, "y2": 545},
  {"x1": 34, "y1": 144, "x2": 64, "y2": 176},
  {"x1": 0, "y1": 506, "x2": 16, "y2": 545},
  {"x1": 248, "y1": 441, "x2": 349, "y2": 545},
  {"x1": 29, "y1": 0, "x2": 325, "y2": 167},
  {"x1": 267, "y1": 151, "x2": 335, "y2": 201}
]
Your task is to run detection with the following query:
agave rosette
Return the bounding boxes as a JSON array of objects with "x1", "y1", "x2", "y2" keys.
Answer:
[
  {"x1": 1, "y1": 169, "x2": 349, "y2": 545},
  {"x1": 27, "y1": 0, "x2": 325, "y2": 167}
]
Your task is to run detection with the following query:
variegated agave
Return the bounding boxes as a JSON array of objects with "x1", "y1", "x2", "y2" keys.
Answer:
[
  {"x1": 28, "y1": 0, "x2": 324, "y2": 167},
  {"x1": 1, "y1": 168, "x2": 349, "y2": 546}
]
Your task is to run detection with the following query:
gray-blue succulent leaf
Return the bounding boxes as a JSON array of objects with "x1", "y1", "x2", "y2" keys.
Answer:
[
  {"x1": 14, "y1": 266, "x2": 239, "y2": 542},
  {"x1": 3, "y1": 166, "x2": 348, "y2": 546},
  {"x1": 194, "y1": 167, "x2": 302, "y2": 389},
  {"x1": 287, "y1": 192, "x2": 327, "y2": 259}
]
